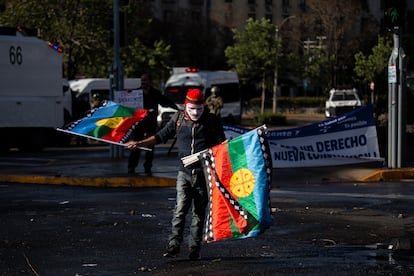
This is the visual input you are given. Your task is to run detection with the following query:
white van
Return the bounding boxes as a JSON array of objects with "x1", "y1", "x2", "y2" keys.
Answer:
[
  {"x1": 69, "y1": 78, "x2": 141, "y2": 106},
  {"x1": 158, "y1": 67, "x2": 241, "y2": 127}
]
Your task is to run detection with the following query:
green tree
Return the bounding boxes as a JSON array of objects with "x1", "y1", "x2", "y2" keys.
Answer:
[
  {"x1": 303, "y1": 47, "x2": 335, "y2": 93},
  {"x1": 225, "y1": 18, "x2": 275, "y2": 113},
  {"x1": 353, "y1": 36, "x2": 392, "y2": 87},
  {"x1": 0, "y1": 0, "x2": 171, "y2": 81},
  {"x1": 122, "y1": 38, "x2": 171, "y2": 82},
  {"x1": 119, "y1": 1, "x2": 171, "y2": 81},
  {"x1": 225, "y1": 18, "x2": 275, "y2": 83},
  {"x1": 0, "y1": 0, "x2": 113, "y2": 78}
]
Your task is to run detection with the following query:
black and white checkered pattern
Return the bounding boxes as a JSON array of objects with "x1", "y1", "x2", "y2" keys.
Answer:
[
  {"x1": 203, "y1": 125, "x2": 272, "y2": 242},
  {"x1": 203, "y1": 149, "x2": 250, "y2": 242},
  {"x1": 257, "y1": 126, "x2": 273, "y2": 218}
]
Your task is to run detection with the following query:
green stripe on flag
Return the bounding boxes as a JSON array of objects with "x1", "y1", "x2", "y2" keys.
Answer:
[
  {"x1": 89, "y1": 125, "x2": 112, "y2": 138},
  {"x1": 228, "y1": 133, "x2": 258, "y2": 221},
  {"x1": 113, "y1": 105, "x2": 137, "y2": 117},
  {"x1": 229, "y1": 215, "x2": 244, "y2": 239},
  {"x1": 227, "y1": 136, "x2": 248, "y2": 171}
]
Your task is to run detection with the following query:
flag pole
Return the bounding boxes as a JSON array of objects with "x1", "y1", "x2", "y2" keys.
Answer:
[{"x1": 56, "y1": 128, "x2": 152, "y2": 151}]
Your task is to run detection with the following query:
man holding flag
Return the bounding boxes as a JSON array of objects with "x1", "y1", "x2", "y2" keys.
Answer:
[
  {"x1": 127, "y1": 88, "x2": 226, "y2": 260},
  {"x1": 60, "y1": 88, "x2": 273, "y2": 259}
]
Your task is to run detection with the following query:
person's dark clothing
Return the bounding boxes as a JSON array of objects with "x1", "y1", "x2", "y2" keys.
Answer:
[
  {"x1": 127, "y1": 110, "x2": 157, "y2": 174},
  {"x1": 73, "y1": 98, "x2": 91, "y2": 120},
  {"x1": 128, "y1": 86, "x2": 177, "y2": 174},
  {"x1": 155, "y1": 109, "x2": 225, "y2": 258},
  {"x1": 143, "y1": 86, "x2": 177, "y2": 115},
  {"x1": 155, "y1": 110, "x2": 226, "y2": 175}
]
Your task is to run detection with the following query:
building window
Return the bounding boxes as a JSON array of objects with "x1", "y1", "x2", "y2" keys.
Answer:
[
  {"x1": 299, "y1": 0, "x2": 306, "y2": 11},
  {"x1": 192, "y1": 10, "x2": 201, "y2": 24},
  {"x1": 265, "y1": 0, "x2": 272, "y2": 5},
  {"x1": 282, "y1": 0, "x2": 290, "y2": 14},
  {"x1": 248, "y1": 0, "x2": 255, "y2": 4},
  {"x1": 190, "y1": 0, "x2": 203, "y2": 5},
  {"x1": 225, "y1": 0, "x2": 232, "y2": 2},
  {"x1": 164, "y1": 10, "x2": 174, "y2": 23},
  {"x1": 265, "y1": 14, "x2": 273, "y2": 23},
  {"x1": 265, "y1": 4, "x2": 272, "y2": 12}
]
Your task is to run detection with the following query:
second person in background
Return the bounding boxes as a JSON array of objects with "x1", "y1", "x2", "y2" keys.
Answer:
[{"x1": 127, "y1": 73, "x2": 178, "y2": 176}]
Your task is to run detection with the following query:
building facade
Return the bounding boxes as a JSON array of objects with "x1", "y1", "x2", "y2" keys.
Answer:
[{"x1": 149, "y1": 0, "x2": 412, "y2": 95}]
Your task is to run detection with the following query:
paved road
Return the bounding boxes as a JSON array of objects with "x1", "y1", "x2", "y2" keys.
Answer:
[
  {"x1": 1, "y1": 145, "x2": 414, "y2": 275},
  {"x1": 1, "y1": 178, "x2": 414, "y2": 275}
]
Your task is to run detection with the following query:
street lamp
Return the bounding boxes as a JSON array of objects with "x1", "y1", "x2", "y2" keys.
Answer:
[{"x1": 273, "y1": 15, "x2": 296, "y2": 113}]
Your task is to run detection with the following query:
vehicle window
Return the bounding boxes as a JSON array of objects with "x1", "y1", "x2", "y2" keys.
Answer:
[
  {"x1": 331, "y1": 92, "x2": 357, "y2": 101},
  {"x1": 344, "y1": 93, "x2": 357, "y2": 100},
  {"x1": 164, "y1": 85, "x2": 204, "y2": 104},
  {"x1": 332, "y1": 93, "x2": 345, "y2": 101}
]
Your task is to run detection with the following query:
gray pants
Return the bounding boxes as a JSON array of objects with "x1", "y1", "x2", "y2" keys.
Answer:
[{"x1": 168, "y1": 170, "x2": 208, "y2": 251}]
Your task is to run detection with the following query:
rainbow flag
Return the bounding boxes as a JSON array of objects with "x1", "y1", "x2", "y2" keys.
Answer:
[
  {"x1": 57, "y1": 101, "x2": 149, "y2": 145},
  {"x1": 201, "y1": 126, "x2": 273, "y2": 243}
]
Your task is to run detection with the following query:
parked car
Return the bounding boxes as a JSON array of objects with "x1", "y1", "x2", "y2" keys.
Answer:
[{"x1": 325, "y1": 88, "x2": 363, "y2": 118}]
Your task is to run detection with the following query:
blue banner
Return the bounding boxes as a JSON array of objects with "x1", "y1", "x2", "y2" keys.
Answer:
[{"x1": 224, "y1": 105, "x2": 382, "y2": 168}]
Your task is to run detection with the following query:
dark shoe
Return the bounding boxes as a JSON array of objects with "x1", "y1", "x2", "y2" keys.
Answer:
[
  {"x1": 163, "y1": 244, "x2": 180, "y2": 258},
  {"x1": 127, "y1": 169, "x2": 135, "y2": 174},
  {"x1": 188, "y1": 248, "x2": 200, "y2": 260},
  {"x1": 144, "y1": 170, "x2": 152, "y2": 177}
]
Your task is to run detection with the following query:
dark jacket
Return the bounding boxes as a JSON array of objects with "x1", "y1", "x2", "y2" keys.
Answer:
[
  {"x1": 155, "y1": 110, "x2": 226, "y2": 174},
  {"x1": 143, "y1": 86, "x2": 177, "y2": 117},
  {"x1": 133, "y1": 86, "x2": 177, "y2": 139}
]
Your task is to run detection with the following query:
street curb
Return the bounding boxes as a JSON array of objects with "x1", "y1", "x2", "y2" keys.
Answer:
[
  {"x1": 2, "y1": 168, "x2": 414, "y2": 187},
  {"x1": 0, "y1": 175, "x2": 176, "y2": 188},
  {"x1": 359, "y1": 168, "x2": 414, "y2": 182}
]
